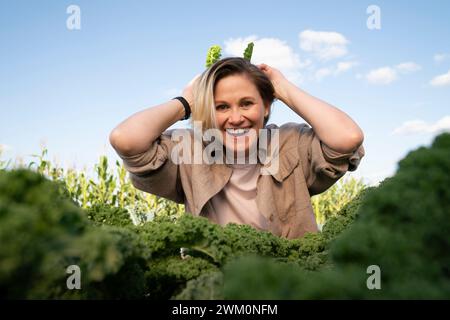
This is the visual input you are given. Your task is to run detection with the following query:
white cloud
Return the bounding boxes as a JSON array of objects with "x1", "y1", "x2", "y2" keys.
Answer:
[
  {"x1": 314, "y1": 68, "x2": 332, "y2": 81},
  {"x1": 224, "y1": 35, "x2": 309, "y2": 82},
  {"x1": 299, "y1": 30, "x2": 349, "y2": 61},
  {"x1": 366, "y1": 67, "x2": 398, "y2": 85},
  {"x1": 395, "y1": 62, "x2": 421, "y2": 74},
  {"x1": 0, "y1": 144, "x2": 11, "y2": 152},
  {"x1": 313, "y1": 61, "x2": 358, "y2": 82},
  {"x1": 393, "y1": 116, "x2": 450, "y2": 135},
  {"x1": 365, "y1": 62, "x2": 419, "y2": 85},
  {"x1": 363, "y1": 168, "x2": 396, "y2": 186},
  {"x1": 434, "y1": 53, "x2": 450, "y2": 63},
  {"x1": 430, "y1": 69, "x2": 450, "y2": 87},
  {"x1": 335, "y1": 61, "x2": 358, "y2": 75},
  {"x1": 224, "y1": 34, "x2": 356, "y2": 84},
  {"x1": 392, "y1": 120, "x2": 429, "y2": 135}
]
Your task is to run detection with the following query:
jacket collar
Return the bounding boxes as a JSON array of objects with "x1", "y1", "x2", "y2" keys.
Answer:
[
  {"x1": 186, "y1": 123, "x2": 301, "y2": 215},
  {"x1": 196, "y1": 124, "x2": 300, "y2": 183}
]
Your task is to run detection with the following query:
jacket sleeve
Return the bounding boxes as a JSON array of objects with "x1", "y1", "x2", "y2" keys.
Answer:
[
  {"x1": 117, "y1": 129, "x2": 185, "y2": 204},
  {"x1": 297, "y1": 123, "x2": 365, "y2": 196}
]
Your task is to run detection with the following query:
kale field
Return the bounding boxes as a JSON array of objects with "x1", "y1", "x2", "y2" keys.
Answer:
[{"x1": 0, "y1": 133, "x2": 449, "y2": 299}]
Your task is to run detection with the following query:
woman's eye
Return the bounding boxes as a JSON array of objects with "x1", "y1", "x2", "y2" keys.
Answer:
[
  {"x1": 216, "y1": 105, "x2": 229, "y2": 111},
  {"x1": 242, "y1": 101, "x2": 253, "y2": 107}
]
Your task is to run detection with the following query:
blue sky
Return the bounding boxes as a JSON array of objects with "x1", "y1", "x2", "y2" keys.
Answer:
[{"x1": 1, "y1": 0, "x2": 449, "y2": 185}]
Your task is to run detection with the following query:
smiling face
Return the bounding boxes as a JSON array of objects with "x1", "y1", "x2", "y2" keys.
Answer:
[{"x1": 214, "y1": 73, "x2": 270, "y2": 158}]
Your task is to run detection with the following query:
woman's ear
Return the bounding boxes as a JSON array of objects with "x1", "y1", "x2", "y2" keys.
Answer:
[
  {"x1": 263, "y1": 102, "x2": 271, "y2": 125},
  {"x1": 264, "y1": 102, "x2": 271, "y2": 118}
]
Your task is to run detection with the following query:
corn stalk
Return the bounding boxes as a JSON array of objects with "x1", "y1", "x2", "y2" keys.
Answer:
[{"x1": 311, "y1": 175, "x2": 366, "y2": 226}]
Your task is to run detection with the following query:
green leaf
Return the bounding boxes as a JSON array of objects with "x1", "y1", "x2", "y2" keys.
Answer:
[
  {"x1": 206, "y1": 45, "x2": 222, "y2": 68},
  {"x1": 243, "y1": 42, "x2": 254, "y2": 62}
]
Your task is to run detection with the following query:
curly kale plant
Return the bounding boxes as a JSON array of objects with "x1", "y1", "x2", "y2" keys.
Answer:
[
  {"x1": 175, "y1": 187, "x2": 369, "y2": 299},
  {"x1": 205, "y1": 42, "x2": 255, "y2": 68},
  {"x1": 2, "y1": 167, "x2": 358, "y2": 299},
  {"x1": 10, "y1": 124, "x2": 440, "y2": 300},
  {"x1": 221, "y1": 133, "x2": 450, "y2": 299},
  {"x1": 205, "y1": 45, "x2": 222, "y2": 68},
  {"x1": 0, "y1": 169, "x2": 151, "y2": 299}
]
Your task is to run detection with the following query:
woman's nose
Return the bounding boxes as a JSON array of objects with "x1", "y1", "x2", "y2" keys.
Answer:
[{"x1": 229, "y1": 108, "x2": 244, "y2": 124}]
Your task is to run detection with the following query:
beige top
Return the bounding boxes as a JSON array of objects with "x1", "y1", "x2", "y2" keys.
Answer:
[
  {"x1": 202, "y1": 163, "x2": 268, "y2": 231},
  {"x1": 118, "y1": 122, "x2": 365, "y2": 239}
]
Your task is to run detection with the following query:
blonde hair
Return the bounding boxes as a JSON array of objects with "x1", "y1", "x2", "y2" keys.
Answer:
[{"x1": 190, "y1": 57, "x2": 275, "y2": 130}]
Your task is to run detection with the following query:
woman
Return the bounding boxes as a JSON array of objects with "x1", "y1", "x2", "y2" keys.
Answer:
[{"x1": 109, "y1": 57, "x2": 365, "y2": 239}]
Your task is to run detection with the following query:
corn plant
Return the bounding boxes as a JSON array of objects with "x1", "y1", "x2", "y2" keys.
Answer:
[
  {"x1": 10, "y1": 146, "x2": 185, "y2": 223},
  {"x1": 0, "y1": 147, "x2": 12, "y2": 170},
  {"x1": 28, "y1": 148, "x2": 51, "y2": 176},
  {"x1": 4, "y1": 145, "x2": 363, "y2": 226},
  {"x1": 311, "y1": 175, "x2": 366, "y2": 226}
]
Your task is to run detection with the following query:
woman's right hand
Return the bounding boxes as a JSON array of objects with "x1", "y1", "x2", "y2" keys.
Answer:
[{"x1": 182, "y1": 74, "x2": 201, "y2": 107}]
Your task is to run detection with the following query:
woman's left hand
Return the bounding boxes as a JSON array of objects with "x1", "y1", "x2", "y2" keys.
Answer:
[{"x1": 257, "y1": 63, "x2": 291, "y2": 103}]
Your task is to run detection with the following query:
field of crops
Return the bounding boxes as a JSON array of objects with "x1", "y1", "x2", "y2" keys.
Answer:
[{"x1": 1, "y1": 132, "x2": 449, "y2": 299}]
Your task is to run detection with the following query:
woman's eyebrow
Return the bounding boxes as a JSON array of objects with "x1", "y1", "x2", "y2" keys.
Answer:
[{"x1": 215, "y1": 96, "x2": 255, "y2": 104}]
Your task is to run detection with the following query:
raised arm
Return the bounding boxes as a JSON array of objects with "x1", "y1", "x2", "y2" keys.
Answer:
[
  {"x1": 257, "y1": 64, "x2": 364, "y2": 153},
  {"x1": 109, "y1": 76, "x2": 197, "y2": 157}
]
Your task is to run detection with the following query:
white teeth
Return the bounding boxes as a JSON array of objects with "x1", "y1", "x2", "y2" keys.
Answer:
[{"x1": 226, "y1": 128, "x2": 250, "y2": 136}]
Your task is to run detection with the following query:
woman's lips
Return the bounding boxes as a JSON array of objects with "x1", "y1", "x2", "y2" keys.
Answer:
[{"x1": 225, "y1": 128, "x2": 251, "y2": 137}]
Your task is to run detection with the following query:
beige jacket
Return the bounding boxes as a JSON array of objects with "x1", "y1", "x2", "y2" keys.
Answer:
[{"x1": 118, "y1": 122, "x2": 365, "y2": 239}]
